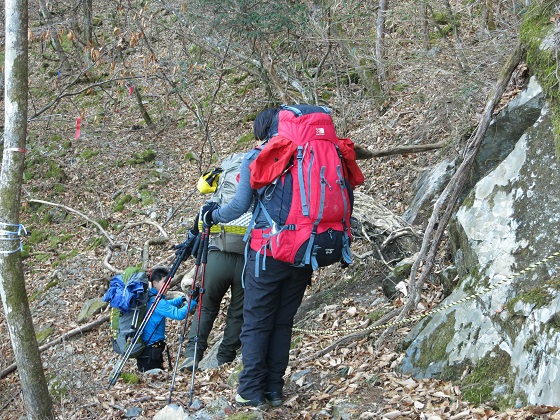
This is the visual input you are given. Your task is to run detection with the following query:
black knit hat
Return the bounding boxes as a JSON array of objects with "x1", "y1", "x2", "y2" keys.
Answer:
[
  {"x1": 253, "y1": 108, "x2": 279, "y2": 141},
  {"x1": 149, "y1": 266, "x2": 169, "y2": 283}
]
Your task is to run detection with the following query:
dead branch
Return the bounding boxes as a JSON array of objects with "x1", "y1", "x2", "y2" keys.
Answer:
[
  {"x1": 381, "y1": 227, "x2": 421, "y2": 252},
  {"x1": 352, "y1": 192, "x2": 422, "y2": 265},
  {"x1": 354, "y1": 141, "x2": 446, "y2": 160},
  {"x1": 143, "y1": 237, "x2": 169, "y2": 267},
  {"x1": 0, "y1": 315, "x2": 110, "y2": 379},
  {"x1": 125, "y1": 221, "x2": 169, "y2": 269},
  {"x1": 299, "y1": 308, "x2": 400, "y2": 362},
  {"x1": 28, "y1": 199, "x2": 114, "y2": 245},
  {"x1": 103, "y1": 245, "x2": 120, "y2": 273},
  {"x1": 375, "y1": 42, "x2": 526, "y2": 347},
  {"x1": 103, "y1": 220, "x2": 170, "y2": 272}
]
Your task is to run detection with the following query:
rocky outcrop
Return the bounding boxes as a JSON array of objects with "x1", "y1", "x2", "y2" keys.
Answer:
[
  {"x1": 402, "y1": 77, "x2": 546, "y2": 227},
  {"x1": 399, "y1": 75, "x2": 560, "y2": 406}
]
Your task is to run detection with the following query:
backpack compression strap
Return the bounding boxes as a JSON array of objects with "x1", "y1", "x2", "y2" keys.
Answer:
[
  {"x1": 297, "y1": 145, "x2": 310, "y2": 217},
  {"x1": 247, "y1": 200, "x2": 295, "y2": 277},
  {"x1": 300, "y1": 165, "x2": 328, "y2": 270},
  {"x1": 337, "y1": 165, "x2": 353, "y2": 265}
]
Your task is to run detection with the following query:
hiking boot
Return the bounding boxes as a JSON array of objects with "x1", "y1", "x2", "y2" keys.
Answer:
[
  {"x1": 264, "y1": 391, "x2": 283, "y2": 407},
  {"x1": 178, "y1": 357, "x2": 198, "y2": 371},
  {"x1": 235, "y1": 393, "x2": 268, "y2": 409}
]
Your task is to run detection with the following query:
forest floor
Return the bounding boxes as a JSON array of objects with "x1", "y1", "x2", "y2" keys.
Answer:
[{"x1": 1, "y1": 2, "x2": 560, "y2": 419}]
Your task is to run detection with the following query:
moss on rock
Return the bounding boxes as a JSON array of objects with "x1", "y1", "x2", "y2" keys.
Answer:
[
  {"x1": 413, "y1": 312, "x2": 456, "y2": 373},
  {"x1": 520, "y1": 2, "x2": 560, "y2": 156},
  {"x1": 459, "y1": 348, "x2": 523, "y2": 410}
]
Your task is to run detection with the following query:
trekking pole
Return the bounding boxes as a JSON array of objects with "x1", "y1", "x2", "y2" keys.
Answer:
[
  {"x1": 107, "y1": 245, "x2": 190, "y2": 388},
  {"x1": 188, "y1": 224, "x2": 210, "y2": 407},
  {"x1": 167, "y1": 229, "x2": 206, "y2": 404}
]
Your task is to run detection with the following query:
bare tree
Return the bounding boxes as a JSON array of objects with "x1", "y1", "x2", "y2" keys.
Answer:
[
  {"x1": 376, "y1": 0, "x2": 389, "y2": 91},
  {"x1": 442, "y1": 0, "x2": 469, "y2": 71},
  {"x1": 83, "y1": 0, "x2": 93, "y2": 46},
  {"x1": 482, "y1": 0, "x2": 497, "y2": 31},
  {"x1": 376, "y1": 43, "x2": 526, "y2": 347},
  {"x1": 420, "y1": 1, "x2": 430, "y2": 51},
  {"x1": 0, "y1": 0, "x2": 54, "y2": 418},
  {"x1": 38, "y1": 0, "x2": 72, "y2": 73}
]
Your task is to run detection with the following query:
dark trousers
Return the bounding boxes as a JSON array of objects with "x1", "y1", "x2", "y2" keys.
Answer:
[
  {"x1": 185, "y1": 250, "x2": 245, "y2": 363},
  {"x1": 237, "y1": 250, "x2": 312, "y2": 400},
  {"x1": 137, "y1": 341, "x2": 166, "y2": 372}
]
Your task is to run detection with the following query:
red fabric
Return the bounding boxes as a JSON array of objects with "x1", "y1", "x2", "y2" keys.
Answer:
[
  {"x1": 249, "y1": 136, "x2": 297, "y2": 189},
  {"x1": 277, "y1": 111, "x2": 338, "y2": 144},
  {"x1": 337, "y1": 137, "x2": 365, "y2": 188}
]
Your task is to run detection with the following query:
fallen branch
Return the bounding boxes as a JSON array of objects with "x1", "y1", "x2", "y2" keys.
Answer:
[
  {"x1": 354, "y1": 141, "x2": 446, "y2": 160},
  {"x1": 352, "y1": 192, "x2": 421, "y2": 265},
  {"x1": 299, "y1": 308, "x2": 400, "y2": 362},
  {"x1": 125, "y1": 221, "x2": 170, "y2": 269},
  {"x1": 28, "y1": 199, "x2": 114, "y2": 246},
  {"x1": 103, "y1": 245, "x2": 121, "y2": 273},
  {"x1": 0, "y1": 315, "x2": 110, "y2": 379}
]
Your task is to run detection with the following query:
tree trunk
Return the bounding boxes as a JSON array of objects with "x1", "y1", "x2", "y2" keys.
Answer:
[
  {"x1": 38, "y1": 0, "x2": 71, "y2": 73},
  {"x1": 133, "y1": 86, "x2": 153, "y2": 126},
  {"x1": 421, "y1": 1, "x2": 430, "y2": 51},
  {"x1": 375, "y1": 0, "x2": 389, "y2": 92},
  {"x1": 483, "y1": 0, "x2": 496, "y2": 31},
  {"x1": 83, "y1": 0, "x2": 93, "y2": 46},
  {"x1": 81, "y1": 0, "x2": 93, "y2": 66},
  {"x1": 1, "y1": 1, "x2": 54, "y2": 418},
  {"x1": 442, "y1": 0, "x2": 469, "y2": 71}
]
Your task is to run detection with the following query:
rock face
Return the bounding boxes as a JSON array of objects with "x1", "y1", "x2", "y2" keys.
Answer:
[
  {"x1": 403, "y1": 76, "x2": 546, "y2": 226},
  {"x1": 399, "y1": 76, "x2": 560, "y2": 406}
]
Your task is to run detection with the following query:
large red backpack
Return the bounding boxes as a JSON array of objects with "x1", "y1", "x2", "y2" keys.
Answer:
[{"x1": 248, "y1": 104, "x2": 364, "y2": 273}]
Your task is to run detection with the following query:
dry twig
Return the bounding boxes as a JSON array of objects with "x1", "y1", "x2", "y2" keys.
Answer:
[
  {"x1": 0, "y1": 315, "x2": 110, "y2": 379},
  {"x1": 28, "y1": 199, "x2": 114, "y2": 245}
]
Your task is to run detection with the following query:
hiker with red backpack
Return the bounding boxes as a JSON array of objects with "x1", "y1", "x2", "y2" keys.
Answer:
[{"x1": 200, "y1": 104, "x2": 364, "y2": 408}]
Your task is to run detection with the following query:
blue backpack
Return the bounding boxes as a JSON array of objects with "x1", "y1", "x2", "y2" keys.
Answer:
[{"x1": 103, "y1": 267, "x2": 150, "y2": 358}]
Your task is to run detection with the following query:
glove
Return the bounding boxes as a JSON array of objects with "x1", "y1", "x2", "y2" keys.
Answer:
[
  {"x1": 174, "y1": 229, "x2": 198, "y2": 261},
  {"x1": 189, "y1": 298, "x2": 197, "y2": 314},
  {"x1": 181, "y1": 296, "x2": 197, "y2": 314},
  {"x1": 201, "y1": 202, "x2": 220, "y2": 227}
]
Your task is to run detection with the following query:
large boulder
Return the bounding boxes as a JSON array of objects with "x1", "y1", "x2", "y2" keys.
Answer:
[
  {"x1": 399, "y1": 75, "x2": 560, "y2": 407},
  {"x1": 402, "y1": 76, "x2": 545, "y2": 226}
]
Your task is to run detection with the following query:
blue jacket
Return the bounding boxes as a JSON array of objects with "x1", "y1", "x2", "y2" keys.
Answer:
[{"x1": 142, "y1": 288, "x2": 188, "y2": 346}]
